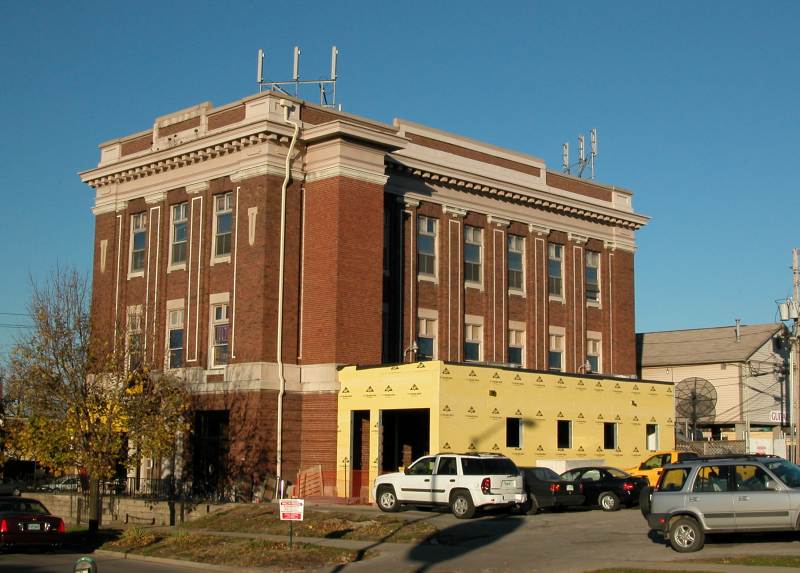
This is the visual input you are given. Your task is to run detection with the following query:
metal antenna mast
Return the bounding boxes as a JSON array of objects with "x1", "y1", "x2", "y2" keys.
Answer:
[
  {"x1": 256, "y1": 46, "x2": 340, "y2": 109},
  {"x1": 562, "y1": 128, "x2": 598, "y2": 179}
]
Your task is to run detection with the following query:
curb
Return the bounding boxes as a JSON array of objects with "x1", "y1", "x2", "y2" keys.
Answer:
[{"x1": 93, "y1": 549, "x2": 271, "y2": 573}]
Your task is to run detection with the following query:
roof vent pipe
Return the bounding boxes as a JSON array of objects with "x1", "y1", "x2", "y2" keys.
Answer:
[{"x1": 735, "y1": 318, "x2": 741, "y2": 343}]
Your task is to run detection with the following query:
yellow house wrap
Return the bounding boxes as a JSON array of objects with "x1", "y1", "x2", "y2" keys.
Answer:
[{"x1": 337, "y1": 361, "x2": 675, "y2": 499}]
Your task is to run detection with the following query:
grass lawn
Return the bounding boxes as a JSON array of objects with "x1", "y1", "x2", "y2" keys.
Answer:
[
  {"x1": 182, "y1": 504, "x2": 438, "y2": 543},
  {"x1": 698, "y1": 555, "x2": 800, "y2": 567},
  {"x1": 103, "y1": 528, "x2": 363, "y2": 570}
]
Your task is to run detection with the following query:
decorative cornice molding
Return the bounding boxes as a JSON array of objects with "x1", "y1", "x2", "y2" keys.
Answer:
[
  {"x1": 568, "y1": 232, "x2": 589, "y2": 245},
  {"x1": 185, "y1": 181, "x2": 209, "y2": 194},
  {"x1": 442, "y1": 204, "x2": 467, "y2": 217},
  {"x1": 92, "y1": 201, "x2": 127, "y2": 215},
  {"x1": 402, "y1": 197, "x2": 420, "y2": 208},
  {"x1": 305, "y1": 164, "x2": 388, "y2": 186},
  {"x1": 145, "y1": 192, "x2": 166, "y2": 204},
  {"x1": 528, "y1": 223, "x2": 550, "y2": 236},
  {"x1": 487, "y1": 215, "x2": 510, "y2": 228},
  {"x1": 386, "y1": 161, "x2": 647, "y2": 231}
]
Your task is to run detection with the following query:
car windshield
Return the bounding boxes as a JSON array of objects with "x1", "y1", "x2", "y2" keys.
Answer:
[
  {"x1": 606, "y1": 468, "x2": 630, "y2": 478},
  {"x1": 763, "y1": 459, "x2": 800, "y2": 488},
  {"x1": 462, "y1": 458, "x2": 519, "y2": 476}
]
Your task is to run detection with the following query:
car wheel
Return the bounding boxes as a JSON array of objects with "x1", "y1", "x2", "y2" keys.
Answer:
[
  {"x1": 376, "y1": 485, "x2": 400, "y2": 513},
  {"x1": 639, "y1": 486, "x2": 652, "y2": 517},
  {"x1": 450, "y1": 490, "x2": 476, "y2": 519},
  {"x1": 668, "y1": 516, "x2": 705, "y2": 553},
  {"x1": 11, "y1": 488, "x2": 20, "y2": 497},
  {"x1": 598, "y1": 491, "x2": 621, "y2": 512},
  {"x1": 527, "y1": 494, "x2": 541, "y2": 515}
]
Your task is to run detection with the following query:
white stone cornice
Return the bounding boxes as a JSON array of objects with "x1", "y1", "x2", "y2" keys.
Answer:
[
  {"x1": 185, "y1": 181, "x2": 209, "y2": 194},
  {"x1": 568, "y1": 232, "x2": 589, "y2": 245},
  {"x1": 305, "y1": 165, "x2": 388, "y2": 186},
  {"x1": 528, "y1": 223, "x2": 550, "y2": 236},
  {"x1": 145, "y1": 192, "x2": 166, "y2": 204},
  {"x1": 402, "y1": 197, "x2": 420, "y2": 208},
  {"x1": 92, "y1": 201, "x2": 127, "y2": 215},
  {"x1": 442, "y1": 204, "x2": 467, "y2": 218},
  {"x1": 487, "y1": 215, "x2": 510, "y2": 228}
]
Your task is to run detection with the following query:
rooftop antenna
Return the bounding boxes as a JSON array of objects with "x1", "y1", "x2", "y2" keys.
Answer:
[
  {"x1": 562, "y1": 128, "x2": 598, "y2": 179},
  {"x1": 256, "y1": 46, "x2": 340, "y2": 109}
]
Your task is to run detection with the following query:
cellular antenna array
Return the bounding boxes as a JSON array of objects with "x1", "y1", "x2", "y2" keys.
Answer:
[
  {"x1": 256, "y1": 46, "x2": 339, "y2": 109},
  {"x1": 561, "y1": 128, "x2": 598, "y2": 180}
]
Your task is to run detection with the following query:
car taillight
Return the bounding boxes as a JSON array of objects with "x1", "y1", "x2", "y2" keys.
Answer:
[
  {"x1": 623, "y1": 481, "x2": 635, "y2": 492},
  {"x1": 0, "y1": 519, "x2": 7, "y2": 534},
  {"x1": 549, "y1": 483, "x2": 561, "y2": 493},
  {"x1": 481, "y1": 477, "x2": 491, "y2": 494},
  {"x1": 57, "y1": 519, "x2": 65, "y2": 533}
]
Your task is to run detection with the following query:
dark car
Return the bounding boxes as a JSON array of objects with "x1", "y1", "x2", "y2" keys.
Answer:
[
  {"x1": 0, "y1": 481, "x2": 23, "y2": 497},
  {"x1": 520, "y1": 467, "x2": 585, "y2": 514},
  {"x1": 0, "y1": 497, "x2": 65, "y2": 551},
  {"x1": 560, "y1": 466, "x2": 649, "y2": 511}
]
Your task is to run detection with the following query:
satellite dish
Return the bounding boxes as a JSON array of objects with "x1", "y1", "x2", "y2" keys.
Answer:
[{"x1": 675, "y1": 377, "x2": 717, "y2": 440}]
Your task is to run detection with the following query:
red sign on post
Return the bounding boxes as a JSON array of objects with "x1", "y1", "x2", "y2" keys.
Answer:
[{"x1": 279, "y1": 498, "x2": 305, "y2": 521}]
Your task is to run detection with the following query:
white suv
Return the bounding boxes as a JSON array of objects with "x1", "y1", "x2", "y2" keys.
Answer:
[{"x1": 373, "y1": 453, "x2": 526, "y2": 519}]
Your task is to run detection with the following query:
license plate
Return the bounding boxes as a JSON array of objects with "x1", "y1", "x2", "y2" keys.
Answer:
[
  {"x1": 502, "y1": 479, "x2": 514, "y2": 487},
  {"x1": 566, "y1": 484, "x2": 574, "y2": 492},
  {"x1": 27, "y1": 523, "x2": 41, "y2": 531}
]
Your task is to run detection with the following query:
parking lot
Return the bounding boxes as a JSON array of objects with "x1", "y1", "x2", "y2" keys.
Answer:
[{"x1": 331, "y1": 504, "x2": 800, "y2": 573}]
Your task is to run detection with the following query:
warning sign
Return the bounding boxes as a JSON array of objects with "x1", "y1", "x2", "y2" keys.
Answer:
[{"x1": 279, "y1": 499, "x2": 305, "y2": 521}]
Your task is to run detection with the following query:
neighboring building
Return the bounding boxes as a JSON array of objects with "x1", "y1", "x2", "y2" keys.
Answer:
[
  {"x1": 79, "y1": 91, "x2": 649, "y2": 497},
  {"x1": 637, "y1": 323, "x2": 789, "y2": 448}
]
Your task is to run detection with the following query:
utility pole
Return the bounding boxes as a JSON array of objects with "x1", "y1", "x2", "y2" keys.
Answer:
[{"x1": 794, "y1": 248, "x2": 799, "y2": 462}]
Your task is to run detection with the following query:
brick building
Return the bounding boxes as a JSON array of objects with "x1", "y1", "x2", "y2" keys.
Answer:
[{"x1": 80, "y1": 91, "x2": 648, "y2": 496}]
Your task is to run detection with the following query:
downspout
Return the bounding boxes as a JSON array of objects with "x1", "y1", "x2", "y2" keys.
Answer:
[{"x1": 276, "y1": 99, "x2": 300, "y2": 495}]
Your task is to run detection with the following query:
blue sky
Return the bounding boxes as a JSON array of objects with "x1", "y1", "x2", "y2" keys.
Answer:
[{"x1": 1, "y1": 1, "x2": 798, "y2": 355}]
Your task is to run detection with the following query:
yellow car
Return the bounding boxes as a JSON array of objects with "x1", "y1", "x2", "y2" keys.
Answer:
[{"x1": 626, "y1": 451, "x2": 699, "y2": 487}]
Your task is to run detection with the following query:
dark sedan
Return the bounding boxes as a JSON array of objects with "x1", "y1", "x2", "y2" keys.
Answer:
[
  {"x1": 520, "y1": 467, "x2": 585, "y2": 514},
  {"x1": 560, "y1": 466, "x2": 648, "y2": 511},
  {"x1": 0, "y1": 497, "x2": 64, "y2": 551}
]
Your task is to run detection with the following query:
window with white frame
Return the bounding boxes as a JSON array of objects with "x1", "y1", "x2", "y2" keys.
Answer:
[
  {"x1": 464, "y1": 322, "x2": 482, "y2": 362},
  {"x1": 170, "y1": 203, "x2": 188, "y2": 266},
  {"x1": 214, "y1": 192, "x2": 233, "y2": 258},
  {"x1": 210, "y1": 303, "x2": 230, "y2": 368},
  {"x1": 167, "y1": 308, "x2": 184, "y2": 369},
  {"x1": 129, "y1": 213, "x2": 147, "y2": 274},
  {"x1": 417, "y1": 215, "x2": 437, "y2": 277},
  {"x1": 586, "y1": 336, "x2": 601, "y2": 373},
  {"x1": 548, "y1": 332, "x2": 564, "y2": 371},
  {"x1": 508, "y1": 235, "x2": 524, "y2": 292},
  {"x1": 417, "y1": 317, "x2": 437, "y2": 361},
  {"x1": 464, "y1": 225, "x2": 482, "y2": 285},
  {"x1": 127, "y1": 306, "x2": 143, "y2": 371},
  {"x1": 548, "y1": 243, "x2": 563, "y2": 298},
  {"x1": 586, "y1": 251, "x2": 600, "y2": 303},
  {"x1": 508, "y1": 328, "x2": 525, "y2": 367}
]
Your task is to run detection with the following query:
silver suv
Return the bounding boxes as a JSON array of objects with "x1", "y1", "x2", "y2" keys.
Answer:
[
  {"x1": 373, "y1": 453, "x2": 526, "y2": 519},
  {"x1": 646, "y1": 455, "x2": 800, "y2": 552}
]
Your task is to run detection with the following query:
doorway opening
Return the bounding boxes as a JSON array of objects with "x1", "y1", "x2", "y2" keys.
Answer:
[{"x1": 380, "y1": 408, "x2": 430, "y2": 473}]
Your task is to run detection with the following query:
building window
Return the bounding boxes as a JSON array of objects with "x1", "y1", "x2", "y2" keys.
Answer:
[
  {"x1": 417, "y1": 317, "x2": 436, "y2": 360},
  {"x1": 508, "y1": 235, "x2": 524, "y2": 292},
  {"x1": 506, "y1": 417, "x2": 522, "y2": 448},
  {"x1": 557, "y1": 420, "x2": 572, "y2": 449},
  {"x1": 167, "y1": 308, "x2": 184, "y2": 369},
  {"x1": 508, "y1": 329, "x2": 524, "y2": 367},
  {"x1": 464, "y1": 226, "x2": 482, "y2": 285},
  {"x1": 586, "y1": 251, "x2": 600, "y2": 302},
  {"x1": 170, "y1": 203, "x2": 188, "y2": 266},
  {"x1": 417, "y1": 215, "x2": 437, "y2": 277},
  {"x1": 548, "y1": 333, "x2": 564, "y2": 371},
  {"x1": 127, "y1": 306, "x2": 143, "y2": 371},
  {"x1": 464, "y1": 323, "x2": 482, "y2": 362},
  {"x1": 129, "y1": 213, "x2": 147, "y2": 274},
  {"x1": 603, "y1": 422, "x2": 618, "y2": 449},
  {"x1": 210, "y1": 303, "x2": 229, "y2": 368},
  {"x1": 548, "y1": 244, "x2": 563, "y2": 298},
  {"x1": 646, "y1": 424, "x2": 659, "y2": 451},
  {"x1": 214, "y1": 192, "x2": 233, "y2": 258},
  {"x1": 587, "y1": 337, "x2": 601, "y2": 373}
]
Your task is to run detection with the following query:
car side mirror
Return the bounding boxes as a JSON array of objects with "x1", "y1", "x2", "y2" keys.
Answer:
[
  {"x1": 765, "y1": 479, "x2": 777, "y2": 490},
  {"x1": 401, "y1": 466, "x2": 408, "y2": 474},
  {"x1": 639, "y1": 464, "x2": 646, "y2": 470}
]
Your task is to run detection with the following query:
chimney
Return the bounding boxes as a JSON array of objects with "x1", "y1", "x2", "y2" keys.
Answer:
[{"x1": 735, "y1": 318, "x2": 741, "y2": 342}]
